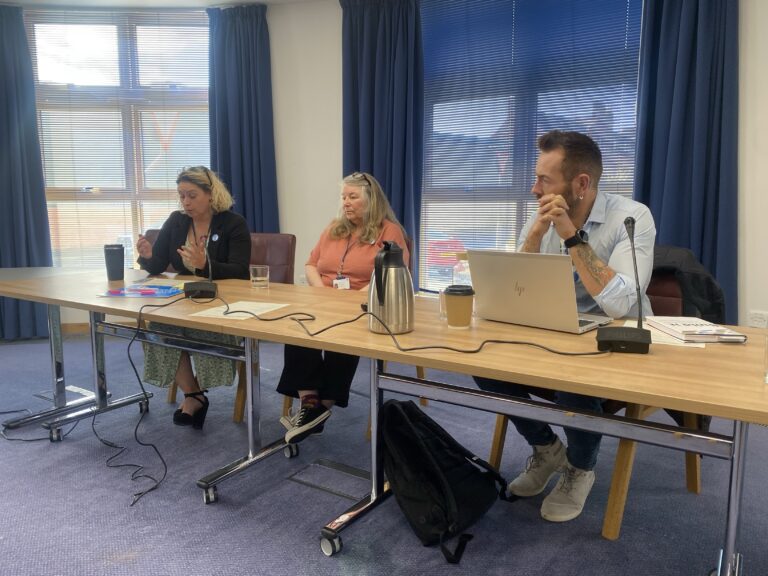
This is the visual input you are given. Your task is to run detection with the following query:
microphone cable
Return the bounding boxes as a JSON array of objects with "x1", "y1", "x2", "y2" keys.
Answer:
[
  {"x1": 91, "y1": 295, "x2": 186, "y2": 506},
  {"x1": 211, "y1": 296, "x2": 608, "y2": 358}
]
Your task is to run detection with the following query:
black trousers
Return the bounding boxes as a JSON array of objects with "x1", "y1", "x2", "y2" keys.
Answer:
[{"x1": 276, "y1": 344, "x2": 360, "y2": 408}]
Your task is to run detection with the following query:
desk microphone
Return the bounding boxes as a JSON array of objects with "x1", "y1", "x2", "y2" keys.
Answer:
[
  {"x1": 184, "y1": 235, "x2": 218, "y2": 299},
  {"x1": 595, "y1": 216, "x2": 651, "y2": 354}
]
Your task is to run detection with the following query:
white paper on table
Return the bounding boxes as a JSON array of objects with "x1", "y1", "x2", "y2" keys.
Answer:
[
  {"x1": 622, "y1": 320, "x2": 705, "y2": 348},
  {"x1": 191, "y1": 301, "x2": 288, "y2": 320}
]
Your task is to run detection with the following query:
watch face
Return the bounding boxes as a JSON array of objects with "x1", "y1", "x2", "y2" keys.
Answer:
[{"x1": 565, "y1": 229, "x2": 588, "y2": 248}]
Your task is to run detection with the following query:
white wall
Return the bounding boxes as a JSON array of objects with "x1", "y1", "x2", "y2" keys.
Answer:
[
  {"x1": 739, "y1": 0, "x2": 768, "y2": 325},
  {"x1": 268, "y1": 0, "x2": 343, "y2": 284}
]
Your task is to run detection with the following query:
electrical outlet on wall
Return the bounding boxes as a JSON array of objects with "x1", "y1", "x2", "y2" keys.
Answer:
[{"x1": 747, "y1": 310, "x2": 768, "y2": 329}]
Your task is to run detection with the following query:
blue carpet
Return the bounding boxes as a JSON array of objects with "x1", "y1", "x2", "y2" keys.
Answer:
[{"x1": 1, "y1": 335, "x2": 767, "y2": 575}]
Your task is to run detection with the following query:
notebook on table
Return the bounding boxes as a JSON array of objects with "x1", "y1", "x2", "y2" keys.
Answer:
[{"x1": 467, "y1": 250, "x2": 612, "y2": 334}]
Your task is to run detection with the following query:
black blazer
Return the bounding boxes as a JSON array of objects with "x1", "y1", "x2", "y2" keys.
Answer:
[{"x1": 138, "y1": 210, "x2": 251, "y2": 280}]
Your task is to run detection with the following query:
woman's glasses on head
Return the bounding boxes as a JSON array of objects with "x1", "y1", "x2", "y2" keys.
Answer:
[{"x1": 351, "y1": 171, "x2": 372, "y2": 186}]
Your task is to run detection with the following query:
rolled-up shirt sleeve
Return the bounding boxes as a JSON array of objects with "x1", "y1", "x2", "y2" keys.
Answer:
[{"x1": 593, "y1": 206, "x2": 656, "y2": 319}]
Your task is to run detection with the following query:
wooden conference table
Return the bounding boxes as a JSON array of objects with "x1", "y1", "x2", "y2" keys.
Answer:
[{"x1": 1, "y1": 267, "x2": 766, "y2": 576}]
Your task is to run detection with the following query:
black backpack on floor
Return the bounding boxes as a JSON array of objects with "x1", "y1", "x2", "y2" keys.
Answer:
[{"x1": 379, "y1": 399, "x2": 510, "y2": 564}]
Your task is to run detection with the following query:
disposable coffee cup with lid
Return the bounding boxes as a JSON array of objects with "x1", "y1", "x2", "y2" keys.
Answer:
[{"x1": 443, "y1": 284, "x2": 474, "y2": 328}]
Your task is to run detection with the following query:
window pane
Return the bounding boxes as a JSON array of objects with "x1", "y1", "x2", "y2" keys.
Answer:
[
  {"x1": 48, "y1": 200, "x2": 134, "y2": 268},
  {"x1": 420, "y1": 0, "x2": 642, "y2": 291},
  {"x1": 27, "y1": 9, "x2": 210, "y2": 270},
  {"x1": 140, "y1": 200, "x2": 181, "y2": 235},
  {"x1": 34, "y1": 24, "x2": 119, "y2": 86},
  {"x1": 39, "y1": 109, "x2": 126, "y2": 188},
  {"x1": 137, "y1": 26, "x2": 209, "y2": 88},
  {"x1": 140, "y1": 110, "x2": 210, "y2": 189}
]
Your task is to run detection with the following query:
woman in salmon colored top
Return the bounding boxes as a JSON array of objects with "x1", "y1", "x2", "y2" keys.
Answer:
[{"x1": 278, "y1": 172, "x2": 408, "y2": 444}]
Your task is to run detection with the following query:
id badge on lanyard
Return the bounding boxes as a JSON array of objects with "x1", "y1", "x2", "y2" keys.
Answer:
[{"x1": 333, "y1": 275, "x2": 351, "y2": 290}]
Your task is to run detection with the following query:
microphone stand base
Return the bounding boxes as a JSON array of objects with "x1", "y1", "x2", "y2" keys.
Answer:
[
  {"x1": 183, "y1": 281, "x2": 218, "y2": 299},
  {"x1": 596, "y1": 326, "x2": 651, "y2": 354}
]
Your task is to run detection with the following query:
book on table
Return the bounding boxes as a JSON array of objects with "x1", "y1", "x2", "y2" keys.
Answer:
[{"x1": 645, "y1": 316, "x2": 747, "y2": 343}]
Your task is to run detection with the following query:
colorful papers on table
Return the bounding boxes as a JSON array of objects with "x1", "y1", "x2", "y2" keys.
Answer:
[{"x1": 104, "y1": 284, "x2": 184, "y2": 298}]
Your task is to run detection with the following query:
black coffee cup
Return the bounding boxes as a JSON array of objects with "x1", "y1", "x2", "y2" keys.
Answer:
[{"x1": 104, "y1": 244, "x2": 125, "y2": 281}]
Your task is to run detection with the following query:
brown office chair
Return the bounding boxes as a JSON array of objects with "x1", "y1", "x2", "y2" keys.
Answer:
[
  {"x1": 486, "y1": 264, "x2": 705, "y2": 540},
  {"x1": 240, "y1": 233, "x2": 296, "y2": 423},
  {"x1": 161, "y1": 231, "x2": 297, "y2": 423}
]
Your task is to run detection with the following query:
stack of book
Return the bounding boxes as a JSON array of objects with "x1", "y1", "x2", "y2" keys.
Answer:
[{"x1": 645, "y1": 316, "x2": 747, "y2": 343}]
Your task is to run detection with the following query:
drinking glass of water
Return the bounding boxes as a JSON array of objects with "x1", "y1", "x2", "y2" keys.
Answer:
[{"x1": 249, "y1": 265, "x2": 269, "y2": 289}]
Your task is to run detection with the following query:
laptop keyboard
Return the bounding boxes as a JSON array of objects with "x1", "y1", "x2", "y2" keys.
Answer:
[{"x1": 578, "y1": 318, "x2": 592, "y2": 327}]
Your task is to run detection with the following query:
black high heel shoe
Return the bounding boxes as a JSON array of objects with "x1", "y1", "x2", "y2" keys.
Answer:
[{"x1": 173, "y1": 390, "x2": 209, "y2": 429}]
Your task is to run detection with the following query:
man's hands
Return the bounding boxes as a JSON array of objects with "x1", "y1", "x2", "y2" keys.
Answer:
[
  {"x1": 535, "y1": 193, "x2": 577, "y2": 240},
  {"x1": 522, "y1": 193, "x2": 578, "y2": 252}
]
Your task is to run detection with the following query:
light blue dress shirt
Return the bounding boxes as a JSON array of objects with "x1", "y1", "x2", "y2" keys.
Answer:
[{"x1": 518, "y1": 191, "x2": 656, "y2": 319}]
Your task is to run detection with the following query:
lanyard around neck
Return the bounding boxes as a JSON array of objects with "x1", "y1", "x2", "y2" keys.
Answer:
[{"x1": 338, "y1": 236, "x2": 358, "y2": 277}]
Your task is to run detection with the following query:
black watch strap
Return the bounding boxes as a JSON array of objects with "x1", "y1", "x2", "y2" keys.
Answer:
[{"x1": 564, "y1": 229, "x2": 588, "y2": 249}]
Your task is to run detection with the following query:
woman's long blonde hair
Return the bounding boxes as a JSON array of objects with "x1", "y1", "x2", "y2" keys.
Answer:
[
  {"x1": 176, "y1": 166, "x2": 234, "y2": 213},
  {"x1": 329, "y1": 172, "x2": 403, "y2": 244}
]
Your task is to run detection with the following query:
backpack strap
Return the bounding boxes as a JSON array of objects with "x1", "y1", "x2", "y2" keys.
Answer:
[
  {"x1": 439, "y1": 532, "x2": 473, "y2": 564},
  {"x1": 407, "y1": 401, "x2": 511, "y2": 500},
  {"x1": 468, "y1": 455, "x2": 513, "y2": 501}
]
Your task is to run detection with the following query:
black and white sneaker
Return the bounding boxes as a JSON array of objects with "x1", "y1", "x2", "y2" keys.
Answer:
[
  {"x1": 279, "y1": 410, "x2": 299, "y2": 431},
  {"x1": 284, "y1": 404, "x2": 331, "y2": 444}
]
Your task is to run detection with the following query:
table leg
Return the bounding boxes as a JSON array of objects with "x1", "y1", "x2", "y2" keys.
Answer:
[
  {"x1": 715, "y1": 420, "x2": 748, "y2": 576},
  {"x1": 2, "y1": 304, "x2": 98, "y2": 432},
  {"x1": 197, "y1": 338, "x2": 291, "y2": 503},
  {"x1": 318, "y1": 358, "x2": 391, "y2": 556},
  {"x1": 41, "y1": 311, "x2": 151, "y2": 438}
]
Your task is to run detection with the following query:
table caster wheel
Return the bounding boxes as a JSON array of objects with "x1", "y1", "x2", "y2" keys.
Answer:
[
  {"x1": 284, "y1": 444, "x2": 299, "y2": 458},
  {"x1": 49, "y1": 428, "x2": 62, "y2": 442},
  {"x1": 203, "y1": 485, "x2": 218, "y2": 504},
  {"x1": 320, "y1": 534, "x2": 342, "y2": 556},
  {"x1": 138, "y1": 400, "x2": 149, "y2": 414}
]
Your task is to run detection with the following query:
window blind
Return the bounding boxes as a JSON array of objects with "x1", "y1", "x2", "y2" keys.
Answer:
[
  {"x1": 24, "y1": 9, "x2": 210, "y2": 268},
  {"x1": 419, "y1": 0, "x2": 642, "y2": 289}
]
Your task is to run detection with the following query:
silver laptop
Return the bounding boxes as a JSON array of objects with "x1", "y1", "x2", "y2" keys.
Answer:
[{"x1": 467, "y1": 250, "x2": 612, "y2": 334}]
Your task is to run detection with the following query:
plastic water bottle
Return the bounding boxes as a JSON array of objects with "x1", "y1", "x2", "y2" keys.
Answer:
[{"x1": 452, "y1": 252, "x2": 472, "y2": 286}]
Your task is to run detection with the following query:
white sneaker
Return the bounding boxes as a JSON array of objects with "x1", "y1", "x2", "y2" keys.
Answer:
[
  {"x1": 508, "y1": 437, "x2": 567, "y2": 497},
  {"x1": 541, "y1": 462, "x2": 596, "y2": 522},
  {"x1": 279, "y1": 410, "x2": 299, "y2": 431}
]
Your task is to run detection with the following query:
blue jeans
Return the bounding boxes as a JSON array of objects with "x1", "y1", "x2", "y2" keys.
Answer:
[{"x1": 474, "y1": 376, "x2": 603, "y2": 471}]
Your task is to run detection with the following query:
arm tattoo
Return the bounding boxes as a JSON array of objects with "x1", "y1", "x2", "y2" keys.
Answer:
[{"x1": 574, "y1": 244, "x2": 614, "y2": 287}]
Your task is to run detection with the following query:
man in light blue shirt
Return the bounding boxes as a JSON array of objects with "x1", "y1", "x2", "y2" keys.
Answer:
[{"x1": 475, "y1": 130, "x2": 656, "y2": 523}]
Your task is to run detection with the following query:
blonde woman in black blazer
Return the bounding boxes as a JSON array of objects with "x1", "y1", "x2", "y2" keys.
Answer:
[{"x1": 136, "y1": 166, "x2": 250, "y2": 429}]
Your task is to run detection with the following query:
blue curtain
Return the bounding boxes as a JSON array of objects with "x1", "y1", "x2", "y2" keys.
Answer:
[
  {"x1": 208, "y1": 5, "x2": 279, "y2": 232},
  {"x1": 0, "y1": 6, "x2": 52, "y2": 340},
  {"x1": 634, "y1": 0, "x2": 738, "y2": 324},
  {"x1": 340, "y1": 0, "x2": 424, "y2": 285}
]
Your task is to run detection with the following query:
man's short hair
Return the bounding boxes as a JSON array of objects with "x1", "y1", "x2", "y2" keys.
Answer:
[{"x1": 538, "y1": 130, "x2": 603, "y2": 187}]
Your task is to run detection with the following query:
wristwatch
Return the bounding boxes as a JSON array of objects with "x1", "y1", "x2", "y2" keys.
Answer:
[{"x1": 564, "y1": 229, "x2": 589, "y2": 249}]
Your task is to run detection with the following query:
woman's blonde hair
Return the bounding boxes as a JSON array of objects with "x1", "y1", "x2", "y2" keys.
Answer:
[
  {"x1": 329, "y1": 172, "x2": 403, "y2": 243},
  {"x1": 176, "y1": 166, "x2": 234, "y2": 213}
]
